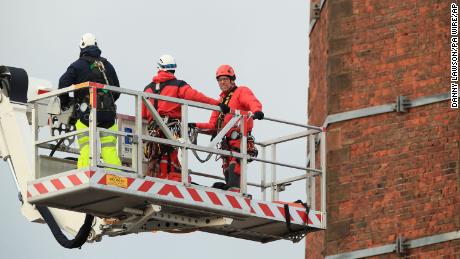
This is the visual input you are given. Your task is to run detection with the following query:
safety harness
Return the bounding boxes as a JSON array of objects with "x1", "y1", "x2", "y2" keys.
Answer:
[
  {"x1": 216, "y1": 86, "x2": 237, "y2": 129},
  {"x1": 143, "y1": 79, "x2": 187, "y2": 178},
  {"x1": 144, "y1": 79, "x2": 187, "y2": 110},
  {"x1": 76, "y1": 56, "x2": 117, "y2": 128}
]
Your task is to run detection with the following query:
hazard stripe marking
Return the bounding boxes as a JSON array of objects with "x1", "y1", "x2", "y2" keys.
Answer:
[
  {"x1": 206, "y1": 191, "x2": 223, "y2": 205},
  {"x1": 277, "y1": 206, "x2": 293, "y2": 221},
  {"x1": 60, "y1": 176, "x2": 73, "y2": 188},
  {"x1": 245, "y1": 198, "x2": 256, "y2": 213},
  {"x1": 258, "y1": 203, "x2": 275, "y2": 217},
  {"x1": 127, "y1": 177, "x2": 135, "y2": 187},
  {"x1": 98, "y1": 175, "x2": 107, "y2": 185},
  {"x1": 316, "y1": 213, "x2": 321, "y2": 222},
  {"x1": 34, "y1": 183, "x2": 48, "y2": 194},
  {"x1": 85, "y1": 170, "x2": 95, "y2": 178},
  {"x1": 226, "y1": 195, "x2": 242, "y2": 209},
  {"x1": 137, "y1": 181, "x2": 154, "y2": 192},
  {"x1": 51, "y1": 179, "x2": 65, "y2": 190},
  {"x1": 215, "y1": 192, "x2": 232, "y2": 208},
  {"x1": 307, "y1": 214, "x2": 313, "y2": 225},
  {"x1": 296, "y1": 210, "x2": 308, "y2": 224},
  {"x1": 28, "y1": 170, "x2": 322, "y2": 227},
  {"x1": 158, "y1": 184, "x2": 184, "y2": 199},
  {"x1": 68, "y1": 174, "x2": 82, "y2": 186},
  {"x1": 187, "y1": 188, "x2": 204, "y2": 202},
  {"x1": 42, "y1": 180, "x2": 56, "y2": 193}
]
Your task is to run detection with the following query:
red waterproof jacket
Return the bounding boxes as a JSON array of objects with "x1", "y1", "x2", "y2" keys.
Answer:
[
  {"x1": 142, "y1": 71, "x2": 219, "y2": 121},
  {"x1": 196, "y1": 86, "x2": 262, "y2": 135}
]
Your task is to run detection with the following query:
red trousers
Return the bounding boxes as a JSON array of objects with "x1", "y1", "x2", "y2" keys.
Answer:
[
  {"x1": 222, "y1": 138, "x2": 241, "y2": 175},
  {"x1": 147, "y1": 149, "x2": 190, "y2": 182}
]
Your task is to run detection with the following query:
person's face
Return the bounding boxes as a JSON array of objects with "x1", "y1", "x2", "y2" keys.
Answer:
[{"x1": 217, "y1": 76, "x2": 234, "y2": 92}]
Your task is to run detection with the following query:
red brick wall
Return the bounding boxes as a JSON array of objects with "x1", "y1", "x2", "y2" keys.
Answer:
[
  {"x1": 307, "y1": 0, "x2": 459, "y2": 258},
  {"x1": 307, "y1": 0, "x2": 329, "y2": 258}
]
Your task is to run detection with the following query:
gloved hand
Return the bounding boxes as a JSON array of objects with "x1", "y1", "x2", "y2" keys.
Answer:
[
  {"x1": 218, "y1": 103, "x2": 230, "y2": 114},
  {"x1": 188, "y1": 122, "x2": 196, "y2": 128},
  {"x1": 253, "y1": 111, "x2": 264, "y2": 120}
]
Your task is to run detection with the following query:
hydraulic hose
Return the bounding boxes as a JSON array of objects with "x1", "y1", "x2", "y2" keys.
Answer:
[
  {"x1": 36, "y1": 205, "x2": 94, "y2": 249},
  {"x1": 49, "y1": 137, "x2": 65, "y2": 157}
]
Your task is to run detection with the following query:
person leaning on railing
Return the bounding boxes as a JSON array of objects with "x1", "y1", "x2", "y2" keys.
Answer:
[
  {"x1": 141, "y1": 54, "x2": 230, "y2": 182},
  {"x1": 189, "y1": 64, "x2": 264, "y2": 192},
  {"x1": 58, "y1": 33, "x2": 121, "y2": 170}
]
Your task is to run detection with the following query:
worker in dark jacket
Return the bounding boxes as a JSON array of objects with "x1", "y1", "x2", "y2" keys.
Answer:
[
  {"x1": 141, "y1": 54, "x2": 230, "y2": 182},
  {"x1": 58, "y1": 33, "x2": 121, "y2": 169},
  {"x1": 191, "y1": 64, "x2": 263, "y2": 191}
]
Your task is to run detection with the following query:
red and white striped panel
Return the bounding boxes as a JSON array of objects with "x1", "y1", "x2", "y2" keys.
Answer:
[
  {"x1": 91, "y1": 171, "x2": 321, "y2": 226},
  {"x1": 90, "y1": 171, "x2": 254, "y2": 214},
  {"x1": 28, "y1": 170, "x2": 322, "y2": 227},
  {"x1": 27, "y1": 170, "x2": 94, "y2": 199}
]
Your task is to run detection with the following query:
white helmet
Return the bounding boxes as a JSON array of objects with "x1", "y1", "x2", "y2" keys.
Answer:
[
  {"x1": 157, "y1": 54, "x2": 177, "y2": 71},
  {"x1": 79, "y1": 33, "x2": 97, "y2": 49}
]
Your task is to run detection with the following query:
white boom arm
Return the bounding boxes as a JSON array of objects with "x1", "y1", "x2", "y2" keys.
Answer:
[{"x1": 0, "y1": 67, "x2": 103, "y2": 242}]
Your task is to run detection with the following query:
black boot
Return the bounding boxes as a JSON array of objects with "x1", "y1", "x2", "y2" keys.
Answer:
[
  {"x1": 225, "y1": 163, "x2": 240, "y2": 189},
  {"x1": 212, "y1": 182, "x2": 229, "y2": 190}
]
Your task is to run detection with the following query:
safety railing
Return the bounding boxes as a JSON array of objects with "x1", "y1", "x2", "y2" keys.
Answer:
[{"x1": 29, "y1": 82, "x2": 326, "y2": 227}]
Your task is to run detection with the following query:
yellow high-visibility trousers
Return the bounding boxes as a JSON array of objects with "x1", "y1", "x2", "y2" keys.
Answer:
[{"x1": 75, "y1": 120, "x2": 122, "y2": 169}]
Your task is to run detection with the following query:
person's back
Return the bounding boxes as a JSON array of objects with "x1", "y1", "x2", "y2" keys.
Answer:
[
  {"x1": 58, "y1": 33, "x2": 121, "y2": 169},
  {"x1": 141, "y1": 54, "x2": 223, "y2": 121},
  {"x1": 141, "y1": 55, "x2": 229, "y2": 182},
  {"x1": 59, "y1": 34, "x2": 119, "y2": 105}
]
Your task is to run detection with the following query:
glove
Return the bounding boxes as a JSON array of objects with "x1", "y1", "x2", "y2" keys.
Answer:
[
  {"x1": 218, "y1": 103, "x2": 230, "y2": 114},
  {"x1": 253, "y1": 111, "x2": 264, "y2": 120},
  {"x1": 188, "y1": 122, "x2": 196, "y2": 128}
]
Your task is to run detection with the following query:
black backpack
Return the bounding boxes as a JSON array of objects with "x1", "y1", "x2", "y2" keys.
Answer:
[{"x1": 78, "y1": 56, "x2": 117, "y2": 128}]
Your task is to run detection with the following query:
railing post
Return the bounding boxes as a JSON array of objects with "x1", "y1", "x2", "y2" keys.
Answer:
[
  {"x1": 308, "y1": 134, "x2": 316, "y2": 210},
  {"x1": 270, "y1": 144, "x2": 278, "y2": 201},
  {"x1": 135, "y1": 94, "x2": 144, "y2": 178},
  {"x1": 240, "y1": 115, "x2": 248, "y2": 194},
  {"x1": 260, "y1": 146, "x2": 267, "y2": 200},
  {"x1": 89, "y1": 85, "x2": 99, "y2": 167},
  {"x1": 32, "y1": 103, "x2": 38, "y2": 178},
  {"x1": 181, "y1": 104, "x2": 189, "y2": 185},
  {"x1": 305, "y1": 136, "x2": 311, "y2": 208},
  {"x1": 320, "y1": 130, "x2": 327, "y2": 228}
]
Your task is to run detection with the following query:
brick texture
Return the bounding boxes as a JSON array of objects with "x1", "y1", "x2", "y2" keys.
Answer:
[
  {"x1": 307, "y1": 0, "x2": 459, "y2": 258},
  {"x1": 307, "y1": 0, "x2": 329, "y2": 257}
]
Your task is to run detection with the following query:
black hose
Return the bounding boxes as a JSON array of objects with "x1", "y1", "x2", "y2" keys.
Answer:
[
  {"x1": 188, "y1": 127, "x2": 213, "y2": 163},
  {"x1": 36, "y1": 205, "x2": 94, "y2": 249},
  {"x1": 49, "y1": 137, "x2": 65, "y2": 157}
]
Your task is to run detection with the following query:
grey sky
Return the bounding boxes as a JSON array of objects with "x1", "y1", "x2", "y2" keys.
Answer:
[{"x1": 0, "y1": 1, "x2": 310, "y2": 258}]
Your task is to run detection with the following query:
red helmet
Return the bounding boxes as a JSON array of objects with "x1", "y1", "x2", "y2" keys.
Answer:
[{"x1": 216, "y1": 64, "x2": 236, "y2": 80}]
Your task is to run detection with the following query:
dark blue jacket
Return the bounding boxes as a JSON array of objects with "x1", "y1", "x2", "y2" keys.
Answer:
[{"x1": 58, "y1": 46, "x2": 120, "y2": 107}]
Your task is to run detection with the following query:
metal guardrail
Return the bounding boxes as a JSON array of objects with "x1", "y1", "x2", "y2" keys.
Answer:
[{"x1": 29, "y1": 82, "x2": 327, "y2": 228}]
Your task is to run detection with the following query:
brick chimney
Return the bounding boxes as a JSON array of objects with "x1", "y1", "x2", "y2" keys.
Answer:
[{"x1": 307, "y1": 0, "x2": 460, "y2": 258}]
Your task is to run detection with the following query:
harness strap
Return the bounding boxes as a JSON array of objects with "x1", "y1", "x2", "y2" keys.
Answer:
[
  {"x1": 284, "y1": 204, "x2": 293, "y2": 232},
  {"x1": 80, "y1": 56, "x2": 109, "y2": 85},
  {"x1": 145, "y1": 79, "x2": 188, "y2": 111},
  {"x1": 217, "y1": 86, "x2": 237, "y2": 129}
]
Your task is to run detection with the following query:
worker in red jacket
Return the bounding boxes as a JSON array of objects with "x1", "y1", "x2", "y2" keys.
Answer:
[
  {"x1": 142, "y1": 55, "x2": 230, "y2": 181},
  {"x1": 191, "y1": 64, "x2": 264, "y2": 191}
]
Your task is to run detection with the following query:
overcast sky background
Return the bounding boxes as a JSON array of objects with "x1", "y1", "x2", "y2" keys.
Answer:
[{"x1": 0, "y1": 1, "x2": 310, "y2": 258}]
